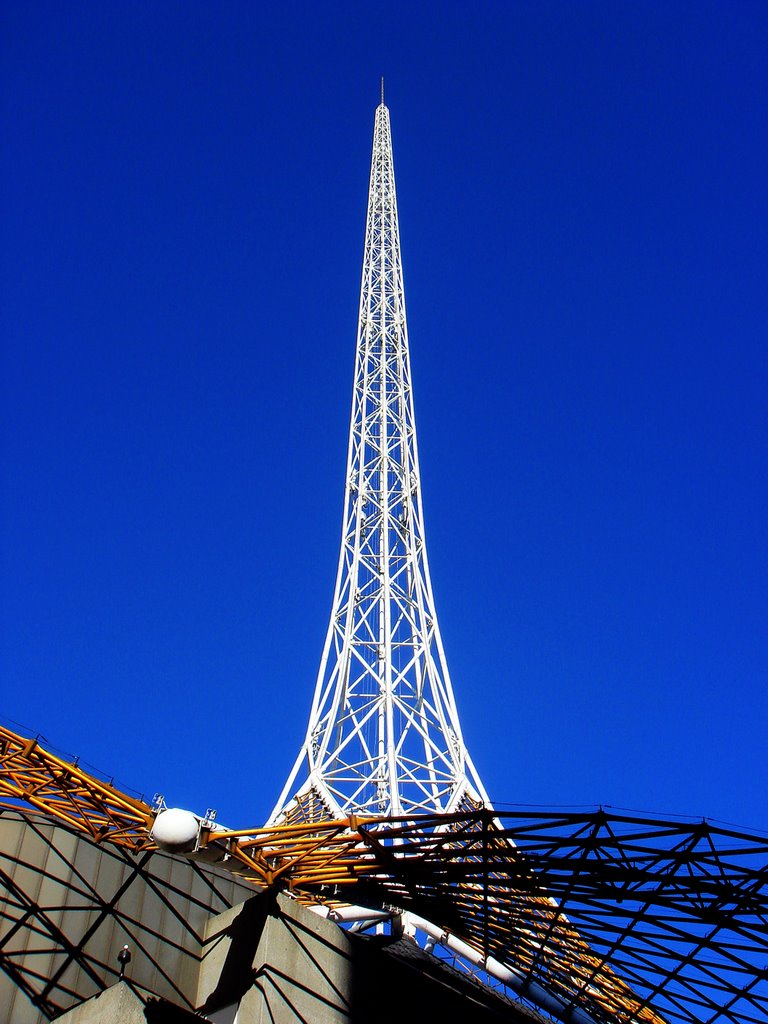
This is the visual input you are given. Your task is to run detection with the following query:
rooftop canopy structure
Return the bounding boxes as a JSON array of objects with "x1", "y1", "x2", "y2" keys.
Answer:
[{"x1": 1, "y1": 722, "x2": 767, "y2": 1022}]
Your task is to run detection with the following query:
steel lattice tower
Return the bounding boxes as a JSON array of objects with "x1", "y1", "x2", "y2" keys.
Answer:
[
  {"x1": 270, "y1": 96, "x2": 489, "y2": 825},
  {"x1": 0, "y1": 94, "x2": 766, "y2": 1024}
]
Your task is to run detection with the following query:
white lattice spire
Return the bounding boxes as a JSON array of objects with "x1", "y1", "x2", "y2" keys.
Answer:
[{"x1": 269, "y1": 101, "x2": 488, "y2": 825}]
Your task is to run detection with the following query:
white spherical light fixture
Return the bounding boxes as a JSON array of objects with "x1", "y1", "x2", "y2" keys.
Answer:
[{"x1": 151, "y1": 807, "x2": 200, "y2": 853}]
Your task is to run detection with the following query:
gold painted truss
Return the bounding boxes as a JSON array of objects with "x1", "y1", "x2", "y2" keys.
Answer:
[
  {"x1": 1, "y1": 722, "x2": 767, "y2": 1024},
  {"x1": 0, "y1": 723, "x2": 153, "y2": 850}
]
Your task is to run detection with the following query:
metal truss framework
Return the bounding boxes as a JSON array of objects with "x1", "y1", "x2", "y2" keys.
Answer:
[
  {"x1": 2, "y1": 725, "x2": 767, "y2": 1024},
  {"x1": 0, "y1": 724, "x2": 153, "y2": 850},
  {"x1": 270, "y1": 98, "x2": 487, "y2": 824}
]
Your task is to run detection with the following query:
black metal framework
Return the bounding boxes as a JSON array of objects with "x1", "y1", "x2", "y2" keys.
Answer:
[{"x1": 325, "y1": 809, "x2": 768, "y2": 1024}]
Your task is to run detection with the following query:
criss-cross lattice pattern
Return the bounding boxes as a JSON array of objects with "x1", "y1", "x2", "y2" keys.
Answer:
[
  {"x1": 270, "y1": 102, "x2": 486, "y2": 822},
  {"x1": 329, "y1": 810, "x2": 768, "y2": 1024}
]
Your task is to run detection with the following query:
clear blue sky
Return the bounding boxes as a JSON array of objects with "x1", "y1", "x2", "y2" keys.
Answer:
[{"x1": 2, "y1": 3, "x2": 766, "y2": 830}]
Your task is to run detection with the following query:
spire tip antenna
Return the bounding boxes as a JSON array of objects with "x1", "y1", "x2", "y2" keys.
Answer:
[{"x1": 381, "y1": 77, "x2": 384, "y2": 105}]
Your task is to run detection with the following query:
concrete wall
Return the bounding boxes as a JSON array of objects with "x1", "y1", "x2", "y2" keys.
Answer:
[
  {"x1": 0, "y1": 810, "x2": 256, "y2": 1023},
  {"x1": 51, "y1": 983, "x2": 147, "y2": 1024},
  {"x1": 197, "y1": 892, "x2": 354, "y2": 1024}
]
